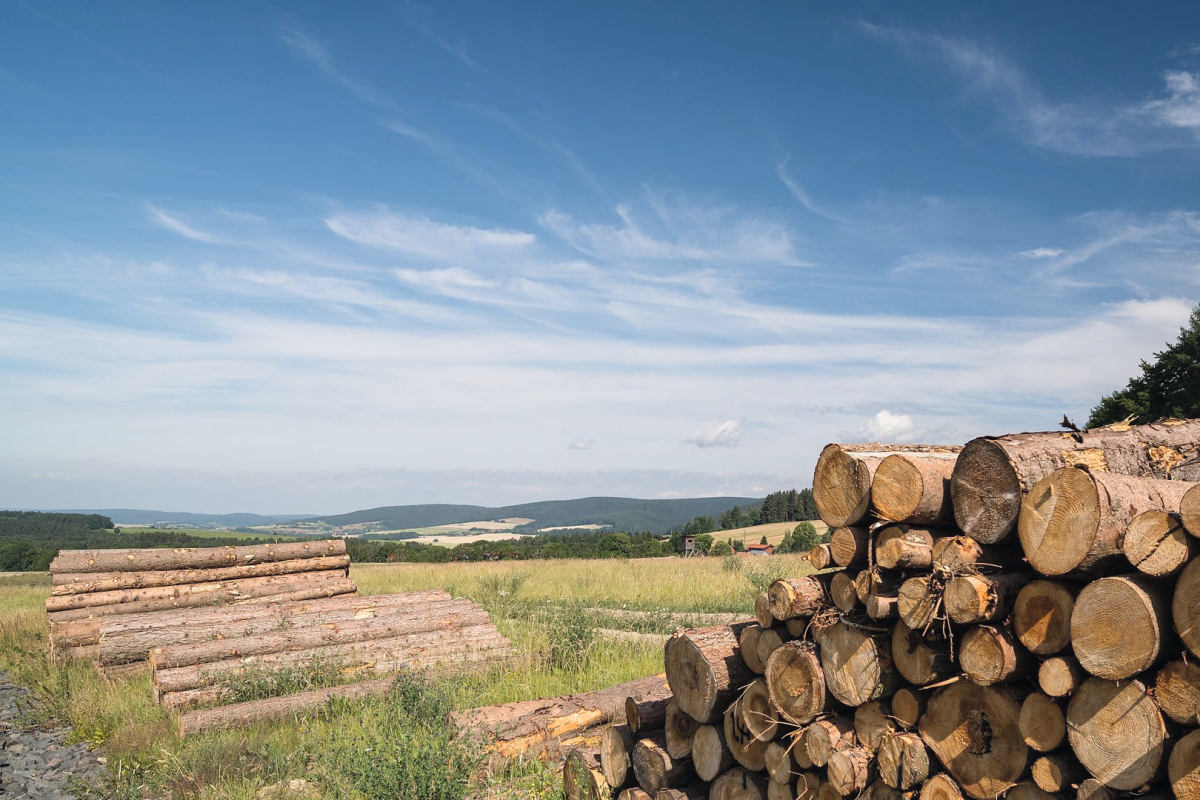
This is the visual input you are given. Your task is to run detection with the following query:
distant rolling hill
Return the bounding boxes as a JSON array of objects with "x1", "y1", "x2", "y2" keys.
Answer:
[
  {"x1": 303, "y1": 496, "x2": 764, "y2": 535},
  {"x1": 47, "y1": 509, "x2": 310, "y2": 528}
]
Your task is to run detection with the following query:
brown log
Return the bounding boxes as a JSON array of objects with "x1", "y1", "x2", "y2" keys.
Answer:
[
  {"x1": 830, "y1": 571, "x2": 859, "y2": 613},
  {"x1": 50, "y1": 554, "x2": 352, "y2": 595},
  {"x1": 1074, "y1": 779, "x2": 1114, "y2": 800},
  {"x1": 740, "y1": 624, "x2": 765, "y2": 674},
  {"x1": 1017, "y1": 693, "x2": 1064, "y2": 753},
  {"x1": 755, "y1": 629, "x2": 787, "y2": 672},
  {"x1": 875, "y1": 526, "x2": 939, "y2": 571},
  {"x1": 830, "y1": 526, "x2": 871, "y2": 568},
  {"x1": 52, "y1": 539, "x2": 346, "y2": 574},
  {"x1": 951, "y1": 420, "x2": 1200, "y2": 545},
  {"x1": 856, "y1": 570, "x2": 901, "y2": 605},
  {"x1": 817, "y1": 621, "x2": 899, "y2": 707},
  {"x1": 1154, "y1": 659, "x2": 1200, "y2": 725},
  {"x1": 1178, "y1": 481, "x2": 1200, "y2": 537},
  {"x1": 766, "y1": 779, "x2": 792, "y2": 800},
  {"x1": 741, "y1": 679, "x2": 779, "y2": 742},
  {"x1": 803, "y1": 715, "x2": 855, "y2": 767},
  {"x1": 1124, "y1": 509, "x2": 1197, "y2": 577},
  {"x1": 826, "y1": 746, "x2": 874, "y2": 795},
  {"x1": 890, "y1": 687, "x2": 926, "y2": 730},
  {"x1": 724, "y1": 695, "x2": 768, "y2": 771},
  {"x1": 918, "y1": 681, "x2": 1027, "y2": 800},
  {"x1": 855, "y1": 698, "x2": 897, "y2": 750},
  {"x1": 930, "y1": 537, "x2": 1022, "y2": 574},
  {"x1": 618, "y1": 790, "x2": 654, "y2": 800},
  {"x1": 807, "y1": 545, "x2": 833, "y2": 571},
  {"x1": 1011, "y1": 580, "x2": 1075, "y2": 656},
  {"x1": 1066, "y1": 676, "x2": 1167, "y2": 791},
  {"x1": 692, "y1": 723, "x2": 735, "y2": 782},
  {"x1": 655, "y1": 788, "x2": 708, "y2": 800},
  {"x1": 790, "y1": 729, "x2": 813, "y2": 770},
  {"x1": 1071, "y1": 573, "x2": 1174, "y2": 680},
  {"x1": 897, "y1": 576, "x2": 942, "y2": 632},
  {"x1": 815, "y1": 444, "x2": 961, "y2": 528},
  {"x1": 1036, "y1": 656, "x2": 1083, "y2": 698},
  {"x1": 664, "y1": 697, "x2": 702, "y2": 760},
  {"x1": 958, "y1": 625, "x2": 1031, "y2": 687},
  {"x1": 755, "y1": 593, "x2": 776, "y2": 629},
  {"x1": 632, "y1": 734, "x2": 696, "y2": 794},
  {"x1": 866, "y1": 591, "x2": 900, "y2": 621},
  {"x1": 872, "y1": 453, "x2": 957, "y2": 525},
  {"x1": 626, "y1": 694, "x2": 670, "y2": 733},
  {"x1": 763, "y1": 740, "x2": 794, "y2": 784},
  {"x1": 1173, "y1": 555, "x2": 1200, "y2": 658},
  {"x1": 794, "y1": 771, "x2": 820, "y2": 799},
  {"x1": 918, "y1": 774, "x2": 965, "y2": 800},
  {"x1": 943, "y1": 573, "x2": 1029, "y2": 625},
  {"x1": 564, "y1": 747, "x2": 610, "y2": 800},
  {"x1": 1018, "y1": 468, "x2": 1194, "y2": 575},
  {"x1": 664, "y1": 621, "x2": 755, "y2": 723},
  {"x1": 877, "y1": 732, "x2": 931, "y2": 790},
  {"x1": 1002, "y1": 783, "x2": 1055, "y2": 800},
  {"x1": 784, "y1": 618, "x2": 807, "y2": 637},
  {"x1": 176, "y1": 675, "x2": 394, "y2": 736},
  {"x1": 768, "y1": 578, "x2": 824, "y2": 621},
  {"x1": 1029, "y1": 753, "x2": 1085, "y2": 794},
  {"x1": 601, "y1": 724, "x2": 636, "y2": 790},
  {"x1": 864, "y1": 780, "x2": 919, "y2": 800},
  {"x1": 891, "y1": 621, "x2": 955, "y2": 687},
  {"x1": 1168, "y1": 727, "x2": 1200, "y2": 799},
  {"x1": 710, "y1": 768, "x2": 770, "y2": 800},
  {"x1": 47, "y1": 574, "x2": 357, "y2": 622}
]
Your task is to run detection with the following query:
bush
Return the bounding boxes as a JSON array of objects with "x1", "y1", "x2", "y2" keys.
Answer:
[
  {"x1": 789, "y1": 521, "x2": 820, "y2": 553},
  {"x1": 709, "y1": 540, "x2": 733, "y2": 557}
]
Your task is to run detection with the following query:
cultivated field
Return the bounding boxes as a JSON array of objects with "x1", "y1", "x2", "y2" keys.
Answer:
[{"x1": 0, "y1": 553, "x2": 813, "y2": 799}]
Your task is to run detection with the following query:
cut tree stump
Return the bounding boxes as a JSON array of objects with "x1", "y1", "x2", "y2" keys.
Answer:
[
  {"x1": 917, "y1": 681, "x2": 1027, "y2": 800},
  {"x1": 626, "y1": 694, "x2": 670, "y2": 733},
  {"x1": 808, "y1": 545, "x2": 833, "y2": 571},
  {"x1": 755, "y1": 593, "x2": 775, "y2": 629},
  {"x1": 872, "y1": 453, "x2": 956, "y2": 525},
  {"x1": 815, "y1": 444, "x2": 961, "y2": 528},
  {"x1": 930, "y1": 537, "x2": 1020, "y2": 574},
  {"x1": 755, "y1": 629, "x2": 787, "y2": 672},
  {"x1": 1066, "y1": 676, "x2": 1168, "y2": 791},
  {"x1": 1029, "y1": 752, "x2": 1085, "y2": 794},
  {"x1": 1070, "y1": 573, "x2": 1174, "y2": 680}
]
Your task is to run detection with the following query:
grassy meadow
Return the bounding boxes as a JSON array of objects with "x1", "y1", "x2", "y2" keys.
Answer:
[{"x1": 0, "y1": 553, "x2": 813, "y2": 799}]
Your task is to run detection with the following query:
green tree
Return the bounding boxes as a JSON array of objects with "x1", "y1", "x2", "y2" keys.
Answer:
[
  {"x1": 1089, "y1": 305, "x2": 1200, "y2": 427},
  {"x1": 790, "y1": 521, "x2": 820, "y2": 553},
  {"x1": 760, "y1": 535, "x2": 768, "y2": 545},
  {"x1": 693, "y1": 533, "x2": 714, "y2": 554},
  {"x1": 710, "y1": 539, "x2": 733, "y2": 557}
]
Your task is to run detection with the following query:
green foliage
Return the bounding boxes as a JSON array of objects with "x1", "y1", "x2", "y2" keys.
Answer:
[
  {"x1": 693, "y1": 533, "x2": 714, "y2": 554},
  {"x1": 1089, "y1": 305, "x2": 1200, "y2": 427},
  {"x1": 760, "y1": 535, "x2": 768, "y2": 545},
  {"x1": 758, "y1": 489, "x2": 818, "y2": 523},
  {"x1": 778, "y1": 521, "x2": 820, "y2": 555},
  {"x1": 720, "y1": 554, "x2": 743, "y2": 572},
  {"x1": 744, "y1": 560, "x2": 791, "y2": 594},
  {"x1": 544, "y1": 603, "x2": 597, "y2": 671},
  {"x1": 219, "y1": 654, "x2": 359, "y2": 704},
  {"x1": 347, "y1": 529, "x2": 668, "y2": 564},
  {"x1": 710, "y1": 540, "x2": 733, "y2": 557}
]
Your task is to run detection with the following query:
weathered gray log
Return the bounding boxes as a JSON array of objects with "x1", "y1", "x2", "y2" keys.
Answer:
[
  {"x1": 50, "y1": 554, "x2": 351, "y2": 595},
  {"x1": 52, "y1": 539, "x2": 346, "y2": 574}
]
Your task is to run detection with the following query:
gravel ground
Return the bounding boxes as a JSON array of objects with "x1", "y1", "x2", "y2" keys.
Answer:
[{"x1": 0, "y1": 674, "x2": 106, "y2": 799}]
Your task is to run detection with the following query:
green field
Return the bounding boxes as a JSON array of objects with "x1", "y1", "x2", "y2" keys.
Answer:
[
  {"x1": 0, "y1": 554, "x2": 813, "y2": 799},
  {"x1": 117, "y1": 527, "x2": 304, "y2": 542}
]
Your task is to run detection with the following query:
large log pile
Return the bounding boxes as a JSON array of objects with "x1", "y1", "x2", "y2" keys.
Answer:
[{"x1": 563, "y1": 419, "x2": 1200, "y2": 799}]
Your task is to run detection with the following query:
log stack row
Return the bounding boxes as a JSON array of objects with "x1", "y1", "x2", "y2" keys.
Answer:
[{"x1": 563, "y1": 418, "x2": 1200, "y2": 799}]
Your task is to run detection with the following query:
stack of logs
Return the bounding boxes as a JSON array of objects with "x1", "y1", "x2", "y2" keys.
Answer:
[{"x1": 564, "y1": 418, "x2": 1200, "y2": 799}]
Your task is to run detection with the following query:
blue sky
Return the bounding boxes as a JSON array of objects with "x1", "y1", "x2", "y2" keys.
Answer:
[{"x1": 3, "y1": 2, "x2": 1200, "y2": 514}]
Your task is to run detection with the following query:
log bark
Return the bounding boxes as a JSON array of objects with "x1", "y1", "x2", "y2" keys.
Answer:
[
  {"x1": 664, "y1": 697, "x2": 702, "y2": 760},
  {"x1": 724, "y1": 695, "x2": 768, "y2": 772},
  {"x1": 1029, "y1": 753, "x2": 1085, "y2": 794},
  {"x1": 1154, "y1": 659, "x2": 1200, "y2": 725},
  {"x1": 890, "y1": 687, "x2": 926, "y2": 730},
  {"x1": 875, "y1": 526, "x2": 938, "y2": 571},
  {"x1": 1070, "y1": 573, "x2": 1174, "y2": 679},
  {"x1": 855, "y1": 699, "x2": 897, "y2": 750},
  {"x1": 754, "y1": 629, "x2": 786, "y2": 673},
  {"x1": 1017, "y1": 693, "x2": 1064, "y2": 753},
  {"x1": 958, "y1": 625, "x2": 1031, "y2": 687},
  {"x1": 52, "y1": 539, "x2": 346, "y2": 574},
  {"x1": 1124, "y1": 510, "x2": 1197, "y2": 577},
  {"x1": 815, "y1": 444, "x2": 960, "y2": 528},
  {"x1": 767, "y1": 578, "x2": 824, "y2": 621},
  {"x1": 829, "y1": 571, "x2": 859, "y2": 613},
  {"x1": 877, "y1": 732, "x2": 930, "y2": 790},
  {"x1": 564, "y1": 747, "x2": 610, "y2": 800},
  {"x1": 755, "y1": 593, "x2": 775, "y2": 629},
  {"x1": 626, "y1": 694, "x2": 670, "y2": 733},
  {"x1": 709, "y1": 768, "x2": 770, "y2": 800},
  {"x1": 739, "y1": 625, "x2": 765, "y2": 674},
  {"x1": 826, "y1": 746, "x2": 874, "y2": 795},
  {"x1": 872, "y1": 453, "x2": 957, "y2": 525},
  {"x1": 1173, "y1": 555, "x2": 1200, "y2": 658},
  {"x1": 176, "y1": 675, "x2": 394, "y2": 736},
  {"x1": 817, "y1": 621, "x2": 899, "y2": 707},
  {"x1": 50, "y1": 554, "x2": 352, "y2": 595},
  {"x1": 1066, "y1": 676, "x2": 1168, "y2": 791},
  {"x1": 897, "y1": 576, "x2": 942, "y2": 632},
  {"x1": 803, "y1": 715, "x2": 855, "y2": 767},
  {"x1": 1018, "y1": 468, "x2": 1194, "y2": 575},
  {"x1": 929, "y1": 537, "x2": 1021, "y2": 574},
  {"x1": 918, "y1": 774, "x2": 965, "y2": 800},
  {"x1": 741, "y1": 679, "x2": 778, "y2": 742},
  {"x1": 632, "y1": 734, "x2": 696, "y2": 794},
  {"x1": 692, "y1": 724, "x2": 734, "y2": 782},
  {"x1": 601, "y1": 724, "x2": 636, "y2": 790},
  {"x1": 891, "y1": 621, "x2": 955, "y2": 687},
  {"x1": 807, "y1": 545, "x2": 833, "y2": 571},
  {"x1": 830, "y1": 526, "x2": 871, "y2": 568},
  {"x1": 1168, "y1": 727, "x2": 1200, "y2": 800},
  {"x1": 1011, "y1": 581, "x2": 1075, "y2": 656},
  {"x1": 943, "y1": 574, "x2": 1029, "y2": 625},
  {"x1": 664, "y1": 622, "x2": 755, "y2": 723},
  {"x1": 951, "y1": 420, "x2": 1200, "y2": 545},
  {"x1": 918, "y1": 681, "x2": 1027, "y2": 800},
  {"x1": 1036, "y1": 656, "x2": 1083, "y2": 698},
  {"x1": 764, "y1": 640, "x2": 829, "y2": 726}
]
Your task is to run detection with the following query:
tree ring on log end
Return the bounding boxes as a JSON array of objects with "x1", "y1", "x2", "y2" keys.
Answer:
[
  {"x1": 764, "y1": 641, "x2": 827, "y2": 725},
  {"x1": 952, "y1": 439, "x2": 1022, "y2": 545},
  {"x1": 918, "y1": 681, "x2": 1026, "y2": 800},
  {"x1": 1067, "y1": 677, "x2": 1166, "y2": 791},
  {"x1": 1018, "y1": 467, "x2": 1100, "y2": 575},
  {"x1": 814, "y1": 445, "x2": 873, "y2": 528},
  {"x1": 817, "y1": 621, "x2": 887, "y2": 707},
  {"x1": 1071, "y1": 575, "x2": 1166, "y2": 680}
]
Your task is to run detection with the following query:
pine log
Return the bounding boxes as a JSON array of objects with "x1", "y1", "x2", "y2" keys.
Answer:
[
  {"x1": 815, "y1": 444, "x2": 961, "y2": 528},
  {"x1": 826, "y1": 746, "x2": 874, "y2": 795},
  {"x1": 857, "y1": 570, "x2": 901, "y2": 605},
  {"x1": 741, "y1": 679, "x2": 779, "y2": 742},
  {"x1": 897, "y1": 576, "x2": 942, "y2": 632},
  {"x1": 632, "y1": 734, "x2": 696, "y2": 794},
  {"x1": 784, "y1": 618, "x2": 807, "y2": 637},
  {"x1": 1036, "y1": 656, "x2": 1083, "y2": 698},
  {"x1": 815, "y1": 783, "x2": 840, "y2": 800},
  {"x1": 1179, "y1": 481, "x2": 1200, "y2": 537},
  {"x1": 1154, "y1": 659, "x2": 1200, "y2": 725},
  {"x1": 794, "y1": 772, "x2": 820, "y2": 799},
  {"x1": 564, "y1": 747, "x2": 611, "y2": 800},
  {"x1": 664, "y1": 622, "x2": 755, "y2": 723},
  {"x1": 724, "y1": 695, "x2": 768, "y2": 771},
  {"x1": 767, "y1": 578, "x2": 824, "y2": 621},
  {"x1": 1018, "y1": 468, "x2": 1194, "y2": 575},
  {"x1": 626, "y1": 694, "x2": 670, "y2": 733},
  {"x1": 663, "y1": 697, "x2": 701, "y2": 760},
  {"x1": 710, "y1": 768, "x2": 770, "y2": 800},
  {"x1": 1125, "y1": 509, "x2": 1197, "y2": 577},
  {"x1": 891, "y1": 621, "x2": 955, "y2": 687},
  {"x1": 855, "y1": 699, "x2": 898, "y2": 750},
  {"x1": 763, "y1": 740, "x2": 794, "y2": 784},
  {"x1": 790, "y1": 729, "x2": 813, "y2": 771},
  {"x1": 50, "y1": 554, "x2": 352, "y2": 595},
  {"x1": 830, "y1": 526, "x2": 871, "y2": 568},
  {"x1": 1017, "y1": 693, "x2": 1064, "y2": 753},
  {"x1": 656, "y1": 788, "x2": 708, "y2": 800},
  {"x1": 692, "y1": 723, "x2": 735, "y2": 782},
  {"x1": 764, "y1": 640, "x2": 829, "y2": 726},
  {"x1": 864, "y1": 780, "x2": 919, "y2": 800},
  {"x1": 951, "y1": 420, "x2": 1200, "y2": 545},
  {"x1": 958, "y1": 625, "x2": 1031, "y2": 687},
  {"x1": 1168, "y1": 727, "x2": 1200, "y2": 799},
  {"x1": 52, "y1": 539, "x2": 346, "y2": 574},
  {"x1": 830, "y1": 571, "x2": 860, "y2": 613},
  {"x1": 890, "y1": 687, "x2": 926, "y2": 730},
  {"x1": 943, "y1": 574, "x2": 1029, "y2": 626},
  {"x1": 866, "y1": 591, "x2": 900, "y2": 621},
  {"x1": 1070, "y1": 573, "x2": 1174, "y2": 679},
  {"x1": 1074, "y1": 779, "x2": 1115, "y2": 800},
  {"x1": 918, "y1": 681, "x2": 1027, "y2": 800},
  {"x1": 1029, "y1": 753, "x2": 1085, "y2": 794},
  {"x1": 817, "y1": 621, "x2": 899, "y2": 707},
  {"x1": 1066, "y1": 676, "x2": 1168, "y2": 791},
  {"x1": 1173, "y1": 555, "x2": 1200, "y2": 658},
  {"x1": 766, "y1": 780, "x2": 792, "y2": 800},
  {"x1": 803, "y1": 715, "x2": 855, "y2": 767},
  {"x1": 877, "y1": 732, "x2": 931, "y2": 790},
  {"x1": 807, "y1": 545, "x2": 833, "y2": 571},
  {"x1": 1011, "y1": 581, "x2": 1075, "y2": 656},
  {"x1": 740, "y1": 625, "x2": 765, "y2": 674},
  {"x1": 755, "y1": 593, "x2": 776, "y2": 629},
  {"x1": 1002, "y1": 783, "x2": 1055, "y2": 800},
  {"x1": 930, "y1": 537, "x2": 1021, "y2": 574},
  {"x1": 601, "y1": 724, "x2": 636, "y2": 789},
  {"x1": 755, "y1": 629, "x2": 787, "y2": 672},
  {"x1": 175, "y1": 675, "x2": 394, "y2": 736},
  {"x1": 875, "y1": 526, "x2": 938, "y2": 571},
  {"x1": 872, "y1": 453, "x2": 957, "y2": 525},
  {"x1": 618, "y1": 790, "x2": 653, "y2": 800},
  {"x1": 918, "y1": 774, "x2": 965, "y2": 800}
]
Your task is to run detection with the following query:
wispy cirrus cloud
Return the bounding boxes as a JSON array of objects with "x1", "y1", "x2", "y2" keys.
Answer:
[
  {"x1": 325, "y1": 209, "x2": 535, "y2": 261},
  {"x1": 400, "y1": 1, "x2": 482, "y2": 72},
  {"x1": 278, "y1": 21, "x2": 393, "y2": 108},
  {"x1": 688, "y1": 420, "x2": 744, "y2": 448},
  {"x1": 147, "y1": 206, "x2": 222, "y2": 243}
]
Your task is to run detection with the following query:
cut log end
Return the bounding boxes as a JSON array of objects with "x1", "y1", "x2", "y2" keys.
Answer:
[
  {"x1": 1018, "y1": 693, "x2": 1064, "y2": 753},
  {"x1": 951, "y1": 438, "x2": 1023, "y2": 545},
  {"x1": 1012, "y1": 580, "x2": 1074, "y2": 656},
  {"x1": 1017, "y1": 467, "x2": 1100, "y2": 575},
  {"x1": 1071, "y1": 574, "x2": 1172, "y2": 680},
  {"x1": 1125, "y1": 510, "x2": 1195, "y2": 577},
  {"x1": 1066, "y1": 676, "x2": 1167, "y2": 791}
]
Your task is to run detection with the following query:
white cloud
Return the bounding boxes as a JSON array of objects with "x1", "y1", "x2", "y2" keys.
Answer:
[
  {"x1": 568, "y1": 439, "x2": 593, "y2": 450},
  {"x1": 147, "y1": 206, "x2": 221, "y2": 243},
  {"x1": 1018, "y1": 248, "x2": 1064, "y2": 259},
  {"x1": 776, "y1": 159, "x2": 843, "y2": 222},
  {"x1": 1135, "y1": 71, "x2": 1200, "y2": 131},
  {"x1": 688, "y1": 420, "x2": 744, "y2": 448},
  {"x1": 278, "y1": 22, "x2": 392, "y2": 108},
  {"x1": 860, "y1": 410, "x2": 918, "y2": 442},
  {"x1": 325, "y1": 210, "x2": 535, "y2": 261}
]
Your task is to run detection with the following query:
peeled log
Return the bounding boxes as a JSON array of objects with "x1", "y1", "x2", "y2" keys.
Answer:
[
  {"x1": 830, "y1": 571, "x2": 860, "y2": 613},
  {"x1": 815, "y1": 444, "x2": 961, "y2": 528},
  {"x1": 1168, "y1": 727, "x2": 1200, "y2": 799},
  {"x1": 877, "y1": 732, "x2": 931, "y2": 790},
  {"x1": 875, "y1": 526, "x2": 937, "y2": 571},
  {"x1": 1173, "y1": 556, "x2": 1200, "y2": 658},
  {"x1": 827, "y1": 746, "x2": 874, "y2": 795},
  {"x1": 1011, "y1": 581, "x2": 1075, "y2": 656},
  {"x1": 1017, "y1": 693, "x2": 1064, "y2": 753},
  {"x1": 951, "y1": 420, "x2": 1200, "y2": 546},
  {"x1": 830, "y1": 526, "x2": 870, "y2": 568},
  {"x1": 919, "y1": 774, "x2": 965, "y2": 800},
  {"x1": 958, "y1": 625, "x2": 1031, "y2": 686},
  {"x1": 891, "y1": 621, "x2": 955, "y2": 687},
  {"x1": 52, "y1": 539, "x2": 346, "y2": 574},
  {"x1": 50, "y1": 554, "x2": 351, "y2": 595},
  {"x1": 897, "y1": 577, "x2": 942, "y2": 632},
  {"x1": 1018, "y1": 468, "x2": 1194, "y2": 575},
  {"x1": 1070, "y1": 573, "x2": 1174, "y2": 680},
  {"x1": 803, "y1": 715, "x2": 855, "y2": 767},
  {"x1": 1036, "y1": 656, "x2": 1083, "y2": 698},
  {"x1": 807, "y1": 545, "x2": 833, "y2": 571},
  {"x1": 724, "y1": 696, "x2": 767, "y2": 772},
  {"x1": 564, "y1": 748, "x2": 610, "y2": 800},
  {"x1": 943, "y1": 574, "x2": 1029, "y2": 626},
  {"x1": 1066, "y1": 676, "x2": 1167, "y2": 791},
  {"x1": 692, "y1": 724, "x2": 734, "y2": 782},
  {"x1": 918, "y1": 681, "x2": 1027, "y2": 800},
  {"x1": 1155, "y1": 659, "x2": 1200, "y2": 725},
  {"x1": 765, "y1": 641, "x2": 829, "y2": 725},
  {"x1": 664, "y1": 698, "x2": 701, "y2": 760},
  {"x1": 664, "y1": 622, "x2": 754, "y2": 723},
  {"x1": 872, "y1": 453, "x2": 956, "y2": 525},
  {"x1": 816, "y1": 621, "x2": 899, "y2": 707},
  {"x1": 601, "y1": 724, "x2": 635, "y2": 789},
  {"x1": 741, "y1": 679, "x2": 779, "y2": 742},
  {"x1": 710, "y1": 768, "x2": 769, "y2": 800},
  {"x1": 1124, "y1": 510, "x2": 1196, "y2": 577},
  {"x1": 767, "y1": 578, "x2": 824, "y2": 621},
  {"x1": 632, "y1": 734, "x2": 696, "y2": 794}
]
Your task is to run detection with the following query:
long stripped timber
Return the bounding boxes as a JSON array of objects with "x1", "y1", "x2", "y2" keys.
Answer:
[
  {"x1": 51, "y1": 539, "x2": 346, "y2": 574},
  {"x1": 50, "y1": 554, "x2": 351, "y2": 595}
]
